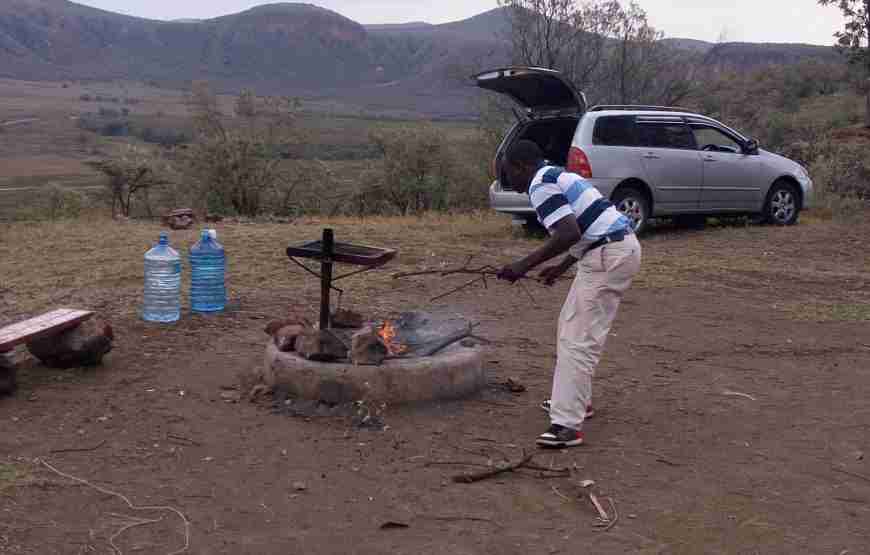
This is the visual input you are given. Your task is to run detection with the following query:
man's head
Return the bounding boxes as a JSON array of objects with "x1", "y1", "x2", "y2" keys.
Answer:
[{"x1": 503, "y1": 140, "x2": 544, "y2": 194}]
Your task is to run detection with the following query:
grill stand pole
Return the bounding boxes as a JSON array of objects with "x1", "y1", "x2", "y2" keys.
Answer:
[{"x1": 319, "y1": 228, "x2": 334, "y2": 331}]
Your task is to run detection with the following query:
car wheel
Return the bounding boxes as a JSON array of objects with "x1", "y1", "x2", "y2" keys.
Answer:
[
  {"x1": 763, "y1": 180, "x2": 800, "y2": 226},
  {"x1": 612, "y1": 186, "x2": 650, "y2": 234},
  {"x1": 520, "y1": 216, "x2": 546, "y2": 237}
]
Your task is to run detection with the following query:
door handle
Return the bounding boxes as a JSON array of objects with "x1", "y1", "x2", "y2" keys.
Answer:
[
  {"x1": 643, "y1": 153, "x2": 660, "y2": 160},
  {"x1": 703, "y1": 156, "x2": 716, "y2": 162}
]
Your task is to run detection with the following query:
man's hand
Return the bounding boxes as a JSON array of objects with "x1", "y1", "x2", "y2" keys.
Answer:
[
  {"x1": 539, "y1": 255, "x2": 577, "y2": 286},
  {"x1": 497, "y1": 261, "x2": 529, "y2": 284},
  {"x1": 538, "y1": 263, "x2": 569, "y2": 286}
]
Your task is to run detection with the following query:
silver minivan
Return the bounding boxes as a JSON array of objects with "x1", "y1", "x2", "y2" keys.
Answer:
[{"x1": 476, "y1": 67, "x2": 814, "y2": 233}]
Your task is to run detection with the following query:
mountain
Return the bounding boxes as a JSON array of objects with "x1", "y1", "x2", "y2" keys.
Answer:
[
  {"x1": 0, "y1": 2, "x2": 378, "y2": 87},
  {"x1": 0, "y1": 2, "x2": 841, "y2": 117}
]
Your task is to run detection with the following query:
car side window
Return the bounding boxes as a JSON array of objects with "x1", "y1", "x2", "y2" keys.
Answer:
[
  {"x1": 592, "y1": 116, "x2": 637, "y2": 146},
  {"x1": 636, "y1": 121, "x2": 696, "y2": 150},
  {"x1": 692, "y1": 125, "x2": 743, "y2": 154}
]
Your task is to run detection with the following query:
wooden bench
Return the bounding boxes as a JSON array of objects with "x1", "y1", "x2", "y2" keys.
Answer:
[{"x1": 0, "y1": 309, "x2": 94, "y2": 353}]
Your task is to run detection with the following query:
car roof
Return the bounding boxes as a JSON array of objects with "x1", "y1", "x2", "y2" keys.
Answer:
[{"x1": 588, "y1": 110, "x2": 706, "y2": 119}]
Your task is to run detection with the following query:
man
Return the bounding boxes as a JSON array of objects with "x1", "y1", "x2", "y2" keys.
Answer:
[{"x1": 497, "y1": 140, "x2": 642, "y2": 448}]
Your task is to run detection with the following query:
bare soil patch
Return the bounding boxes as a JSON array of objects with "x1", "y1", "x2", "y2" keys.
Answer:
[{"x1": 1, "y1": 213, "x2": 869, "y2": 554}]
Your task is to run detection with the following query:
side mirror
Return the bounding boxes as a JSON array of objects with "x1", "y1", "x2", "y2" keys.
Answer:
[{"x1": 743, "y1": 138, "x2": 759, "y2": 155}]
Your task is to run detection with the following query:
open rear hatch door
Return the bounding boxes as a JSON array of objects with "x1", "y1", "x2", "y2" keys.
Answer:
[{"x1": 473, "y1": 67, "x2": 587, "y2": 117}]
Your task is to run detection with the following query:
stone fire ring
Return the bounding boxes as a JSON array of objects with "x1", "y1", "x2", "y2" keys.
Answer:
[{"x1": 263, "y1": 341, "x2": 486, "y2": 405}]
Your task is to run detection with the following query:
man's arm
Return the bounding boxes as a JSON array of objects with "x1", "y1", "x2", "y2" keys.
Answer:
[{"x1": 498, "y1": 215, "x2": 581, "y2": 282}]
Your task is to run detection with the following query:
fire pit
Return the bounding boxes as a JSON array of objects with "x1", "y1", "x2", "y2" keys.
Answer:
[{"x1": 257, "y1": 231, "x2": 486, "y2": 405}]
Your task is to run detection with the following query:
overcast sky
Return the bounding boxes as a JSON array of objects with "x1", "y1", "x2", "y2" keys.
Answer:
[{"x1": 75, "y1": 0, "x2": 846, "y2": 45}]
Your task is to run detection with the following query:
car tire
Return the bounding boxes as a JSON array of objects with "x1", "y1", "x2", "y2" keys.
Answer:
[
  {"x1": 521, "y1": 216, "x2": 546, "y2": 237},
  {"x1": 763, "y1": 179, "x2": 800, "y2": 226},
  {"x1": 612, "y1": 186, "x2": 651, "y2": 234}
]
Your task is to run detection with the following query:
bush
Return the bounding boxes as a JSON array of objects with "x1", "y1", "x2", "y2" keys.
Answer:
[
  {"x1": 100, "y1": 120, "x2": 130, "y2": 137},
  {"x1": 136, "y1": 126, "x2": 190, "y2": 147},
  {"x1": 344, "y1": 125, "x2": 490, "y2": 216},
  {"x1": 810, "y1": 141, "x2": 870, "y2": 201},
  {"x1": 44, "y1": 185, "x2": 85, "y2": 220},
  {"x1": 98, "y1": 107, "x2": 121, "y2": 118}
]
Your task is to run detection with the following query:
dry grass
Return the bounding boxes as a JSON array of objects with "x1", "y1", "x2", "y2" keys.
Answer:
[
  {"x1": 0, "y1": 462, "x2": 27, "y2": 491},
  {"x1": 2, "y1": 210, "x2": 868, "y2": 328},
  {"x1": 781, "y1": 301, "x2": 870, "y2": 322},
  {"x1": 0, "y1": 212, "x2": 523, "y2": 324}
]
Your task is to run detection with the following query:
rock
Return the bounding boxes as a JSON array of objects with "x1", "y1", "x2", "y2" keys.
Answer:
[
  {"x1": 0, "y1": 351, "x2": 17, "y2": 396},
  {"x1": 292, "y1": 481, "x2": 307, "y2": 492},
  {"x1": 26, "y1": 319, "x2": 113, "y2": 369},
  {"x1": 351, "y1": 326, "x2": 388, "y2": 366},
  {"x1": 274, "y1": 324, "x2": 306, "y2": 352},
  {"x1": 296, "y1": 329, "x2": 348, "y2": 362},
  {"x1": 163, "y1": 208, "x2": 195, "y2": 230},
  {"x1": 332, "y1": 309, "x2": 365, "y2": 329},
  {"x1": 264, "y1": 316, "x2": 311, "y2": 337},
  {"x1": 248, "y1": 384, "x2": 270, "y2": 402}
]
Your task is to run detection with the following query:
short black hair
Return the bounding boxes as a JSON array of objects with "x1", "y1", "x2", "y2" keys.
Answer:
[{"x1": 505, "y1": 139, "x2": 544, "y2": 167}]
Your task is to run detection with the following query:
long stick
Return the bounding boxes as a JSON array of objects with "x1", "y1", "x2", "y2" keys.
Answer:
[{"x1": 452, "y1": 452, "x2": 535, "y2": 483}]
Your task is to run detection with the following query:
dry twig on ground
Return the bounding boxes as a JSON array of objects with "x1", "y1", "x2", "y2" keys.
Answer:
[
  {"x1": 449, "y1": 452, "x2": 569, "y2": 483},
  {"x1": 38, "y1": 458, "x2": 191, "y2": 555}
]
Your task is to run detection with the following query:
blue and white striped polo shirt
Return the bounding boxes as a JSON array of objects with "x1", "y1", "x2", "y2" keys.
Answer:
[{"x1": 529, "y1": 166, "x2": 632, "y2": 254}]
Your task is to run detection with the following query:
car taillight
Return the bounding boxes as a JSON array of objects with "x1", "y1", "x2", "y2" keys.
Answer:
[{"x1": 567, "y1": 146, "x2": 592, "y2": 178}]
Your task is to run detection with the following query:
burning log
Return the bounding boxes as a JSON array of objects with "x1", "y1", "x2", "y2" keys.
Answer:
[
  {"x1": 296, "y1": 329, "x2": 348, "y2": 362},
  {"x1": 378, "y1": 320, "x2": 407, "y2": 356},
  {"x1": 351, "y1": 326, "x2": 388, "y2": 366}
]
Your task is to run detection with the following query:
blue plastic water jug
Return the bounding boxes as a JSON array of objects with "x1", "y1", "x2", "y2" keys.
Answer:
[
  {"x1": 189, "y1": 229, "x2": 226, "y2": 313},
  {"x1": 143, "y1": 232, "x2": 181, "y2": 323}
]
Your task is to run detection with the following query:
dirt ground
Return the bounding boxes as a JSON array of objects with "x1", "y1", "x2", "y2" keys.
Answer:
[{"x1": 1, "y1": 212, "x2": 869, "y2": 554}]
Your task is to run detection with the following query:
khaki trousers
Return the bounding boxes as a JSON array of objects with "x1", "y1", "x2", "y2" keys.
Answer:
[{"x1": 549, "y1": 234, "x2": 642, "y2": 431}]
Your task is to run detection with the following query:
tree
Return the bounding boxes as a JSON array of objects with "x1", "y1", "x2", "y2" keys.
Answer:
[
  {"x1": 499, "y1": 0, "x2": 622, "y2": 94},
  {"x1": 88, "y1": 145, "x2": 169, "y2": 218},
  {"x1": 499, "y1": 0, "x2": 702, "y2": 106},
  {"x1": 819, "y1": 0, "x2": 870, "y2": 126},
  {"x1": 181, "y1": 83, "x2": 301, "y2": 217}
]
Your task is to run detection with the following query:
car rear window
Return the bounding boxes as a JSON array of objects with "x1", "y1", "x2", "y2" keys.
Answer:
[{"x1": 592, "y1": 116, "x2": 637, "y2": 146}]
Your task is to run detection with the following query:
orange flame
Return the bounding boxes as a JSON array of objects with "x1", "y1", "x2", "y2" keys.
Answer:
[{"x1": 378, "y1": 320, "x2": 407, "y2": 356}]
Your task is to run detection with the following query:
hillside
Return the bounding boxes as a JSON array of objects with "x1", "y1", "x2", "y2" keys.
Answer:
[{"x1": 0, "y1": 2, "x2": 841, "y2": 117}]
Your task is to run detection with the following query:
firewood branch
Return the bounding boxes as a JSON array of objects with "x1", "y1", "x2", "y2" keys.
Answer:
[
  {"x1": 392, "y1": 257, "x2": 569, "y2": 303},
  {"x1": 452, "y1": 452, "x2": 536, "y2": 483}
]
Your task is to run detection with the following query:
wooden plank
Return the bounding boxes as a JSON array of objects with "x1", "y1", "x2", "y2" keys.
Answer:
[{"x1": 0, "y1": 309, "x2": 93, "y2": 352}]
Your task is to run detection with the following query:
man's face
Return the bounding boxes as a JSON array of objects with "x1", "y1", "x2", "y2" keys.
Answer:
[{"x1": 505, "y1": 160, "x2": 534, "y2": 194}]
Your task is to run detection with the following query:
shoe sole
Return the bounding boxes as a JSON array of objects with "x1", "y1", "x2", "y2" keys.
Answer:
[{"x1": 536, "y1": 437, "x2": 584, "y2": 448}]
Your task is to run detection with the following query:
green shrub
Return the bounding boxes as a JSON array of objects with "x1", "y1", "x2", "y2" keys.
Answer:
[{"x1": 44, "y1": 185, "x2": 85, "y2": 220}]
